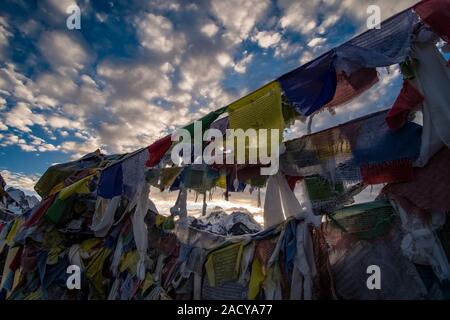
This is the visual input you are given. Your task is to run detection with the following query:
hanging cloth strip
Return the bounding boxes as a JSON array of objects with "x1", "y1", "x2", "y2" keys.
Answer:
[
  {"x1": 278, "y1": 51, "x2": 337, "y2": 116},
  {"x1": 264, "y1": 172, "x2": 319, "y2": 228},
  {"x1": 122, "y1": 149, "x2": 148, "y2": 199},
  {"x1": 85, "y1": 247, "x2": 111, "y2": 297},
  {"x1": 146, "y1": 167, "x2": 183, "y2": 191},
  {"x1": 303, "y1": 175, "x2": 351, "y2": 213},
  {"x1": 330, "y1": 233, "x2": 428, "y2": 299},
  {"x1": 90, "y1": 196, "x2": 121, "y2": 237},
  {"x1": 392, "y1": 199, "x2": 450, "y2": 281},
  {"x1": 170, "y1": 185, "x2": 188, "y2": 222},
  {"x1": 410, "y1": 29, "x2": 450, "y2": 167},
  {"x1": 280, "y1": 123, "x2": 350, "y2": 173},
  {"x1": 290, "y1": 221, "x2": 317, "y2": 300},
  {"x1": 129, "y1": 182, "x2": 151, "y2": 281},
  {"x1": 225, "y1": 171, "x2": 246, "y2": 192}
]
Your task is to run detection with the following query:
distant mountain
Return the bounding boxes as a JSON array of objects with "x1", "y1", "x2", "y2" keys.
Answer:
[{"x1": 6, "y1": 187, "x2": 39, "y2": 212}]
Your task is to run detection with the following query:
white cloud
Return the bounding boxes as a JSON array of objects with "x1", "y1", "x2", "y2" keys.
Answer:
[
  {"x1": 46, "y1": 115, "x2": 73, "y2": 129},
  {"x1": 135, "y1": 13, "x2": 186, "y2": 54},
  {"x1": 38, "y1": 31, "x2": 93, "y2": 72},
  {"x1": 0, "y1": 169, "x2": 41, "y2": 196},
  {"x1": 59, "y1": 138, "x2": 102, "y2": 158},
  {"x1": 252, "y1": 30, "x2": 282, "y2": 48},
  {"x1": 274, "y1": 40, "x2": 301, "y2": 58},
  {"x1": 299, "y1": 51, "x2": 313, "y2": 65},
  {"x1": 278, "y1": 0, "x2": 417, "y2": 38},
  {"x1": 307, "y1": 37, "x2": 326, "y2": 47},
  {"x1": 97, "y1": 59, "x2": 172, "y2": 102},
  {"x1": 0, "y1": 64, "x2": 36, "y2": 105},
  {"x1": 234, "y1": 53, "x2": 254, "y2": 73},
  {"x1": 279, "y1": 0, "x2": 319, "y2": 35},
  {"x1": 211, "y1": 0, "x2": 270, "y2": 41},
  {"x1": 0, "y1": 131, "x2": 58, "y2": 153},
  {"x1": 3, "y1": 102, "x2": 46, "y2": 133},
  {"x1": 0, "y1": 96, "x2": 6, "y2": 110},
  {"x1": 216, "y1": 52, "x2": 233, "y2": 67},
  {"x1": 46, "y1": 0, "x2": 77, "y2": 14},
  {"x1": 0, "y1": 17, "x2": 12, "y2": 59},
  {"x1": 201, "y1": 23, "x2": 219, "y2": 37}
]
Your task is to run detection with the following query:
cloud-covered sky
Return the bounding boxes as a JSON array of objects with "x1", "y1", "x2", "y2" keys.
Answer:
[{"x1": 0, "y1": 0, "x2": 420, "y2": 195}]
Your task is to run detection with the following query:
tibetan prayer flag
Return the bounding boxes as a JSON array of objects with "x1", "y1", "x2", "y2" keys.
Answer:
[
  {"x1": 183, "y1": 106, "x2": 227, "y2": 136},
  {"x1": 278, "y1": 51, "x2": 337, "y2": 116},
  {"x1": 386, "y1": 80, "x2": 424, "y2": 130},
  {"x1": 414, "y1": 0, "x2": 450, "y2": 43},
  {"x1": 97, "y1": 163, "x2": 123, "y2": 199},
  {"x1": 228, "y1": 82, "x2": 284, "y2": 131},
  {"x1": 335, "y1": 10, "x2": 418, "y2": 74},
  {"x1": 146, "y1": 135, "x2": 172, "y2": 167},
  {"x1": 325, "y1": 68, "x2": 379, "y2": 109}
]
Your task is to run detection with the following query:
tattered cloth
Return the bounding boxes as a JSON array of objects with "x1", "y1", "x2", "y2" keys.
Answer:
[
  {"x1": 381, "y1": 147, "x2": 450, "y2": 213},
  {"x1": 278, "y1": 51, "x2": 337, "y2": 116},
  {"x1": 324, "y1": 68, "x2": 379, "y2": 109},
  {"x1": 335, "y1": 9, "x2": 419, "y2": 74},
  {"x1": 414, "y1": 0, "x2": 450, "y2": 43},
  {"x1": 228, "y1": 82, "x2": 284, "y2": 131},
  {"x1": 280, "y1": 109, "x2": 422, "y2": 184},
  {"x1": 205, "y1": 242, "x2": 244, "y2": 287},
  {"x1": 146, "y1": 135, "x2": 172, "y2": 168},
  {"x1": 183, "y1": 106, "x2": 228, "y2": 136},
  {"x1": 146, "y1": 167, "x2": 183, "y2": 191},
  {"x1": 386, "y1": 80, "x2": 424, "y2": 130},
  {"x1": 34, "y1": 151, "x2": 105, "y2": 198},
  {"x1": 360, "y1": 160, "x2": 415, "y2": 184},
  {"x1": 329, "y1": 200, "x2": 396, "y2": 240},
  {"x1": 340, "y1": 110, "x2": 422, "y2": 165},
  {"x1": 182, "y1": 166, "x2": 220, "y2": 192}
]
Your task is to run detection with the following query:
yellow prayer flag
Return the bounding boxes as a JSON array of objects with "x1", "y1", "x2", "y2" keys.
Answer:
[{"x1": 58, "y1": 174, "x2": 94, "y2": 200}]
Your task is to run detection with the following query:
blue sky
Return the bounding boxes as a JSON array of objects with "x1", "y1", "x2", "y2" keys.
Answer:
[{"x1": 0, "y1": 0, "x2": 425, "y2": 194}]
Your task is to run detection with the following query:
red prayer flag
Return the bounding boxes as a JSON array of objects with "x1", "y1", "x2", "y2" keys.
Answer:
[
  {"x1": 386, "y1": 80, "x2": 424, "y2": 130},
  {"x1": 414, "y1": 0, "x2": 450, "y2": 43},
  {"x1": 146, "y1": 135, "x2": 173, "y2": 167}
]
